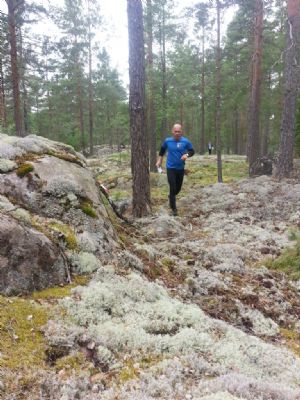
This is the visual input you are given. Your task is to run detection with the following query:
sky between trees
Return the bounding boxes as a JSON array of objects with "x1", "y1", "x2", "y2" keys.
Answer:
[{"x1": 0, "y1": 0, "x2": 235, "y2": 87}]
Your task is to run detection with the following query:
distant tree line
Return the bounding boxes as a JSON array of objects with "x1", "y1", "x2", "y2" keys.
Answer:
[
  {"x1": 1, "y1": 0, "x2": 300, "y2": 181},
  {"x1": 0, "y1": 0, "x2": 128, "y2": 153}
]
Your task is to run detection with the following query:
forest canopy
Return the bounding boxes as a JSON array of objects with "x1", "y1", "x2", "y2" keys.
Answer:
[{"x1": 0, "y1": 0, "x2": 299, "y2": 175}]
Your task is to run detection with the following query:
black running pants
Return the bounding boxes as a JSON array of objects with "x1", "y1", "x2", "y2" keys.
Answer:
[{"x1": 167, "y1": 168, "x2": 184, "y2": 210}]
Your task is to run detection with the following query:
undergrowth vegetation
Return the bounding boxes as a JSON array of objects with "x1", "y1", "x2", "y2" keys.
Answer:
[
  {"x1": 265, "y1": 231, "x2": 300, "y2": 280},
  {"x1": 3, "y1": 151, "x2": 300, "y2": 399},
  {"x1": 98, "y1": 152, "x2": 248, "y2": 205},
  {"x1": 0, "y1": 275, "x2": 91, "y2": 394}
]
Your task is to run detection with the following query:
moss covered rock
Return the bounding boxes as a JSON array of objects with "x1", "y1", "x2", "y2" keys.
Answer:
[
  {"x1": 0, "y1": 213, "x2": 68, "y2": 295},
  {"x1": 0, "y1": 133, "x2": 119, "y2": 294}
]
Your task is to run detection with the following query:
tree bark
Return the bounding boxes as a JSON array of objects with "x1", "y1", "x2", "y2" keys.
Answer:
[
  {"x1": 0, "y1": 57, "x2": 7, "y2": 127},
  {"x1": 276, "y1": 0, "x2": 300, "y2": 178},
  {"x1": 77, "y1": 76, "x2": 85, "y2": 152},
  {"x1": 6, "y1": 0, "x2": 24, "y2": 136},
  {"x1": 233, "y1": 105, "x2": 239, "y2": 154},
  {"x1": 200, "y1": 27, "x2": 205, "y2": 154},
  {"x1": 159, "y1": 2, "x2": 167, "y2": 140},
  {"x1": 262, "y1": 71, "x2": 271, "y2": 156},
  {"x1": 19, "y1": 29, "x2": 29, "y2": 133},
  {"x1": 87, "y1": 0, "x2": 94, "y2": 156},
  {"x1": 215, "y1": 0, "x2": 223, "y2": 183},
  {"x1": 146, "y1": 0, "x2": 157, "y2": 172},
  {"x1": 247, "y1": 0, "x2": 264, "y2": 175},
  {"x1": 127, "y1": 0, "x2": 151, "y2": 217}
]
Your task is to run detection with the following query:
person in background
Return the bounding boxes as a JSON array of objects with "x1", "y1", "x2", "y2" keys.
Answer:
[
  {"x1": 208, "y1": 141, "x2": 213, "y2": 155},
  {"x1": 156, "y1": 123, "x2": 194, "y2": 216}
]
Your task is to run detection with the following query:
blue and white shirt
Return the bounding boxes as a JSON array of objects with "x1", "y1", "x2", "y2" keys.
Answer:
[{"x1": 159, "y1": 136, "x2": 194, "y2": 169}]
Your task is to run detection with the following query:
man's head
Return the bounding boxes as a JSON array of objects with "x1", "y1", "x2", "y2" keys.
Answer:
[{"x1": 172, "y1": 124, "x2": 182, "y2": 141}]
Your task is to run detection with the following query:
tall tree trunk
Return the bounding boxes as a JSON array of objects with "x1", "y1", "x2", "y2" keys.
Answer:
[
  {"x1": 106, "y1": 103, "x2": 112, "y2": 148},
  {"x1": 0, "y1": 57, "x2": 7, "y2": 127},
  {"x1": 247, "y1": 0, "x2": 264, "y2": 175},
  {"x1": 76, "y1": 66, "x2": 85, "y2": 152},
  {"x1": 87, "y1": 0, "x2": 94, "y2": 156},
  {"x1": 233, "y1": 48, "x2": 239, "y2": 155},
  {"x1": 160, "y1": 2, "x2": 167, "y2": 140},
  {"x1": 233, "y1": 106, "x2": 239, "y2": 154},
  {"x1": 146, "y1": 0, "x2": 157, "y2": 172},
  {"x1": 200, "y1": 27, "x2": 205, "y2": 154},
  {"x1": 6, "y1": 0, "x2": 24, "y2": 136},
  {"x1": 215, "y1": 0, "x2": 223, "y2": 183},
  {"x1": 262, "y1": 71, "x2": 271, "y2": 156},
  {"x1": 127, "y1": 0, "x2": 151, "y2": 217},
  {"x1": 276, "y1": 0, "x2": 300, "y2": 178},
  {"x1": 74, "y1": 35, "x2": 85, "y2": 152},
  {"x1": 44, "y1": 42, "x2": 53, "y2": 137},
  {"x1": 19, "y1": 29, "x2": 29, "y2": 133}
]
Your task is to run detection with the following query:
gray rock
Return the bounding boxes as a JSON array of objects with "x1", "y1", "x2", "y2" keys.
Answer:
[
  {"x1": 0, "y1": 213, "x2": 68, "y2": 295},
  {"x1": 0, "y1": 134, "x2": 119, "y2": 294},
  {"x1": 35, "y1": 156, "x2": 99, "y2": 204},
  {"x1": 140, "y1": 214, "x2": 183, "y2": 238}
]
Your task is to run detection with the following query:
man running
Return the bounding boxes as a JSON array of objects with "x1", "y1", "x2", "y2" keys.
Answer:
[{"x1": 156, "y1": 123, "x2": 194, "y2": 216}]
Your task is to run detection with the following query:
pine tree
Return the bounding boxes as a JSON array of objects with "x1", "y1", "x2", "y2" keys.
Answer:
[
  {"x1": 127, "y1": 0, "x2": 151, "y2": 217},
  {"x1": 5, "y1": 0, "x2": 24, "y2": 136},
  {"x1": 248, "y1": 0, "x2": 264, "y2": 176},
  {"x1": 276, "y1": 0, "x2": 300, "y2": 178},
  {"x1": 146, "y1": 0, "x2": 157, "y2": 172}
]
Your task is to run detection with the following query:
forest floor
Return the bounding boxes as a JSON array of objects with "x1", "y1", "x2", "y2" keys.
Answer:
[{"x1": 1, "y1": 152, "x2": 300, "y2": 400}]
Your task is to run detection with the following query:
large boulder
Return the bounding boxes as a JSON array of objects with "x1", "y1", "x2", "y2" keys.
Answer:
[
  {"x1": 0, "y1": 214, "x2": 67, "y2": 295},
  {"x1": 0, "y1": 133, "x2": 119, "y2": 295}
]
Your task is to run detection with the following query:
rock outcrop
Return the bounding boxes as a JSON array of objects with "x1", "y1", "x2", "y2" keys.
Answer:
[
  {"x1": 0, "y1": 133, "x2": 119, "y2": 295},
  {"x1": 2, "y1": 150, "x2": 300, "y2": 400},
  {"x1": 0, "y1": 214, "x2": 67, "y2": 295}
]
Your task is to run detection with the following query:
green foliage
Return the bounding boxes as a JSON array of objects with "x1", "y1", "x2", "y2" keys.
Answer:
[
  {"x1": 0, "y1": 0, "x2": 288, "y2": 157},
  {"x1": 0, "y1": 295, "x2": 48, "y2": 370},
  {"x1": 265, "y1": 235, "x2": 300, "y2": 280},
  {"x1": 48, "y1": 221, "x2": 78, "y2": 250},
  {"x1": 16, "y1": 163, "x2": 34, "y2": 177},
  {"x1": 80, "y1": 200, "x2": 98, "y2": 218},
  {"x1": 280, "y1": 328, "x2": 300, "y2": 357},
  {"x1": 54, "y1": 352, "x2": 86, "y2": 372},
  {"x1": 31, "y1": 276, "x2": 90, "y2": 300},
  {"x1": 107, "y1": 151, "x2": 131, "y2": 163}
]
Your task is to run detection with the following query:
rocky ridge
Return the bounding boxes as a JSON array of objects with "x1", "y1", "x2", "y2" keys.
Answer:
[
  {"x1": 1, "y1": 142, "x2": 300, "y2": 400},
  {"x1": 0, "y1": 133, "x2": 119, "y2": 294},
  {"x1": 41, "y1": 158, "x2": 300, "y2": 399}
]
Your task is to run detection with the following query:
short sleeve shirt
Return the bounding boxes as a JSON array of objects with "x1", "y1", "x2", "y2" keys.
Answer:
[{"x1": 161, "y1": 136, "x2": 194, "y2": 169}]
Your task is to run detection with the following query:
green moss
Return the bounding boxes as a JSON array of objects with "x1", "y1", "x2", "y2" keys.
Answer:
[
  {"x1": 15, "y1": 152, "x2": 40, "y2": 164},
  {"x1": 280, "y1": 328, "x2": 300, "y2": 357},
  {"x1": 265, "y1": 240, "x2": 300, "y2": 280},
  {"x1": 46, "y1": 149, "x2": 83, "y2": 166},
  {"x1": 16, "y1": 163, "x2": 34, "y2": 178},
  {"x1": 161, "y1": 257, "x2": 175, "y2": 268},
  {"x1": 107, "y1": 151, "x2": 130, "y2": 163},
  {"x1": 118, "y1": 361, "x2": 139, "y2": 383},
  {"x1": 0, "y1": 295, "x2": 48, "y2": 371},
  {"x1": 80, "y1": 201, "x2": 98, "y2": 218},
  {"x1": 31, "y1": 275, "x2": 90, "y2": 300},
  {"x1": 48, "y1": 221, "x2": 78, "y2": 250},
  {"x1": 117, "y1": 355, "x2": 163, "y2": 385},
  {"x1": 31, "y1": 218, "x2": 78, "y2": 250},
  {"x1": 110, "y1": 189, "x2": 129, "y2": 202},
  {"x1": 54, "y1": 352, "x2": 86, "y2": 372}
]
